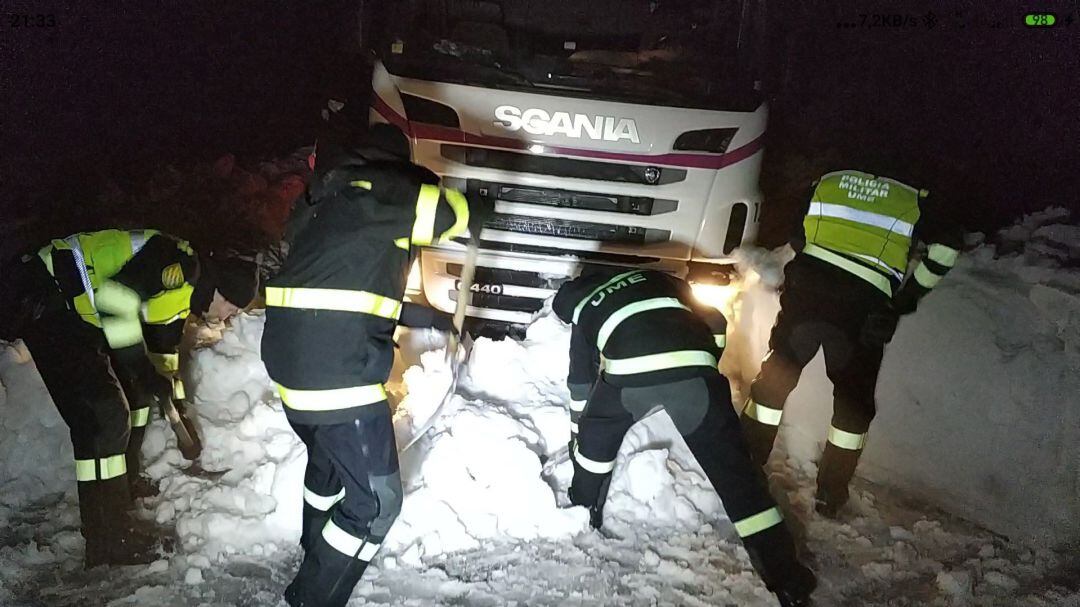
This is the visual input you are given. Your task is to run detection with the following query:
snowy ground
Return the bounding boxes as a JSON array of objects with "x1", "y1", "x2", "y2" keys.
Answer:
[{"x1": 1, "y1": 212, "x2": 1079, "y2": 606}]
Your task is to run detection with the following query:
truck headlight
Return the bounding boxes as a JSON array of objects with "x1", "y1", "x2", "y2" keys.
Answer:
[{"x1": 690, "y1": 282, "x2": 738, "y2": 314}]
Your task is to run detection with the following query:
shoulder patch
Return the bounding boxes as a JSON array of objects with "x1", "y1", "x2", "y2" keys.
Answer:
[{"x1": 161, "y1": 263, "x2": 185, "y2": 289}]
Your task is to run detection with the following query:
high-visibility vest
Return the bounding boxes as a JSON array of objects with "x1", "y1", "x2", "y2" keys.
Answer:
[
  {"x1": 802, "y1": 170, "x2": 925, "y2": 295},
  {"x1": 38, "y1": 229, "x2": 193, "y2": 327}
]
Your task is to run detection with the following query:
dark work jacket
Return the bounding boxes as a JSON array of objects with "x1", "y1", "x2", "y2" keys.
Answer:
[
  {"x1": 552, "y1": 269, "x2": 728, "y2": 391},
  {"x1": 261, "y1": 147, "x2": 459, "y2": 424}
]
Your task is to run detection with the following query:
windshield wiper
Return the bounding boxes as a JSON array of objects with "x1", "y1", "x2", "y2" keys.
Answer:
[{"x1": 433, "y1": 39, "x2": 534, "y2": 88}]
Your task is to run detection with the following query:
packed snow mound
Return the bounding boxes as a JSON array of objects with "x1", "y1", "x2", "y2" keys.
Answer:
[
  {"x1": 136, "y1": 308, "x2": 733, "y2": 572},
  {"x1": 0, "y1": 340, "x2": 73, "y2": 517},
  {"x1": 139, "y1": 312, "x2": 303, "y2": 564},
  {"x1": 722, "y1": 210, "x2": 1080, "y2": 547},
  {"x1": 869, "y1": 215, "x2": 1080, "y2": 547}
]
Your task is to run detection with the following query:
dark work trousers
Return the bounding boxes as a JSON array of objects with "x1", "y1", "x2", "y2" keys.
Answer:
[
  {"x1": 108, "y1": 346, "x2": 158, "y2": 484},
  {"x1": 285, "y1": 402, "x2": 403, "y2": 607},
  {"x1": 289, "y1": 403, "x2": 402, "y2": 545},
  {"x1": 18, "y1": 261, "x2": 133, "y2": 478},
  {"x1": 571, "y1": 371, "x2": 777, "y2": 532},
  {"x1": 740, "y1": 254, "x2": 889, "y2": 505}
]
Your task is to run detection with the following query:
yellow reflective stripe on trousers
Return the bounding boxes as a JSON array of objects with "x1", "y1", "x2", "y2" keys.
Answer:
[
  {"x1": 828, "y1": 426, "x2": 868, "y2": 450},
  {"x1": 927, "y1": 243, "x2": 960, "y2": 267},
  {"x1": 573, "y1": 445, "x2": 616, "y2": 474},
  {"x1": 304, "y1": 487, "x2": 345, "y2": 511},
  {"x1": 102, "y1": 316, "x2": 143, "y2": 349},
  {"x1": 714, "y1": 334, "x2": 726, "y2": 348},
  {"x1": 733, "y1": 506, "x2": 783, "y2": 538},
  {"x1": 572, "y1": 270, "x2": 641, "y2": 324},
  {"x1": 803, "y1": 243, "x2": 894, "y2": 297},
  {"x1": 569, "y1": 399, "x2": 587, "y2": 413},
  {"x1": 275, "y1": 383, "x2": 387, "y2": 412},
  {"x1": 743, "y1": 398, "x2": 783, "y2": 426},
  {"x1": 439, "y1": 187, "x2": 471, "y2": 242},
  {"x1": 602, "y1": 350, "x2": 717, "y2": 375},
  {"x1": 265, "y1": 287, "x2": 402, "y2": 320},
  {"x1": 914, "y1": 262, "x2": 943, "y2": 289},
  {"x1": 74, "y1": 454, "x2": 127, "y2": 481},
  {"x1": 172, "y1": 377, "x2": 186, "y2": 400},
  {"x1": 411, "y1": 184, "x2": 442, "y2": 245},
  {"x1": 130, "y1": 407, "x2": 151, "y2": 428},
  {"x1": 322, "y1": 519, "x2": 381, "y2": 560},
  {"x1": 596, "y1": 297, "x2": 689, "y2": 351}
]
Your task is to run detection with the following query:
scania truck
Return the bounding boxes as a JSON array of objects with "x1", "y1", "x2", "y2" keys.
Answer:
[{"x1": 364, "y1": 0, "x2": 767, "y2": 326}]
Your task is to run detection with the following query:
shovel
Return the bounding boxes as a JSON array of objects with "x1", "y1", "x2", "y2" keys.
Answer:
[{"x1": 401, "y1": 237, "x2": 479, "y2": 453}]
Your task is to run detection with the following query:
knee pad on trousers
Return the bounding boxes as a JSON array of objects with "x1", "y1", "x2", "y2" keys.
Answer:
[
  {"x1": 80, "y1": 394, "x2": 132, "y2": 458},
  {"x1": 367, "y1": 471, "x2": 402, "y2": 538},
  {"x1": 621, "y1": 378, "x2": 711, "y2": 436}
]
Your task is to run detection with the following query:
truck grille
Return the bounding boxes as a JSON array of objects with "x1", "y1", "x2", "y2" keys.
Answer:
[
  {"x1": 486, "y1": 214, "x2": 670, "y2": 245},
  {"x1": 449, "y1": 290, "x2": 544, "y2": 313},
  {"x1": 441, "y1": 144, "x2": 687, "y2": 185},
  {"x1": 446, "y1": 264, "x2": 553, "y2": 289},
  {"x1": 468, "y1": 180, "x2": 676, "y2": 216},
  {"x1": 449, "y1": 238, "x2": 662, "y2": 265}
]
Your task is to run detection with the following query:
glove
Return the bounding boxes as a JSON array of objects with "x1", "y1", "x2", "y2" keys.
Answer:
[
  {"x1": 743, "y1": 524, "x2": 818, "y2": 604},
  {"x1": 860, "y1": 307, "x2": 899, "y2": 348},
  {"x1": 466, "y1": 193, "x2": 495, "y2": 241},
  {"x1": 429, "y1": 309, "x2": 457, "y2": 334}
]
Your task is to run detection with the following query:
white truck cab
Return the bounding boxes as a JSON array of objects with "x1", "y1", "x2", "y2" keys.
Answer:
[{"x1": 365, "y1": 0, "x2": 767, "y2": 327}]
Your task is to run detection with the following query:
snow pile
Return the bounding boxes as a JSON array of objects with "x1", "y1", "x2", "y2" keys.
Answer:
[
  {"x1": 0, "y1": 340, "x2": 73, "y2": 516},
  {"x1": 385, "y1": 312, "x2": 728, "y2": 564},
  {"x1": 133, "y1": 307, "x2": 740, "y2": 574},
  {"x1": 141, "y1": 312, "x2": 304, "y2": 565},
  {"x1": 2, "y1": 208, "x2": 1080, "y2": 603},
  {"x1": 721, "y1": 209, "x2": 1080, "y2": 547},
  {"x1": 868, "y1": 210, "x2": 1080, "y2": 547}
]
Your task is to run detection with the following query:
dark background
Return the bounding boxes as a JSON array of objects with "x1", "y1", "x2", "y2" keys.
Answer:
[{"x1": 3, "y1": 0, "x2": 1078, "y2": 254}]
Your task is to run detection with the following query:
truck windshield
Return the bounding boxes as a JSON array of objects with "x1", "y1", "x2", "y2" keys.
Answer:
[{"x1": 376, "y1": 0, "x2": 761, "y2": 111}]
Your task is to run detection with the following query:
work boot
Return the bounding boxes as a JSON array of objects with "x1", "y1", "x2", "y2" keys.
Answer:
[
  {"x1": 125, "y1": 423, "x2": 161, "y2": 500},
  {"x1": 300, "y1": 503, "x2": 333, "y2": 552},
  {"x1": 739, "y1": 412, "x2": 780, "y2": 469},
  {"x1": 285, "y1": 530, "x2": 372, "y2": 607},
  {"x1": 814, "y1": 442, "x2": 863, "y2": 519},
  {"x1": 78, "y1": 478, "x2": 169, "y2": 568},
  {"x1": 130, "y1": 475, "x2": 160, "y2": 500},
  {"x1": 569, "y1": 475, "x2": 611, "y2": 530}
]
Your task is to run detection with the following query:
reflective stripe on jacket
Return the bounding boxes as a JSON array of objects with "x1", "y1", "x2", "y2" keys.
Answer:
[{"x1": 552, "y1": 269, "x2": 726, "y2": 388}]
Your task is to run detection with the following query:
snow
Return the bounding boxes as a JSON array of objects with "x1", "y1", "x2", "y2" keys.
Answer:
[
  {"x1": 717, "y1": 212, "x2": 1080, "y2": 548},
  {"x1": 0, "y1": 340, "x2": 73, "y2": 517},
  {"x1": 1, "y1": 211, "x2": 1079, "y2": 605}
]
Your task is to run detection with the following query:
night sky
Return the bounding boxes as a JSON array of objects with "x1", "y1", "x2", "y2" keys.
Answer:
[{"x1": 3, "y1": 1, "x2": 1078, "y2": 251}]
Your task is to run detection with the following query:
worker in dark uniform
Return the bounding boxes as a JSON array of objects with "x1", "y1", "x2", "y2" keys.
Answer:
[
  {"x1": 552, "y1": 269, "x2": 817, "y2": 606},
  {"x1": 739, "y1": 169, "x2": 963, "y2": 518},
  {"x1": 0, "y1": 230, "x2": 257, "y2": 567},
  {"x1": 261, "y1": 119, "x2": 491, "y2": 607}
]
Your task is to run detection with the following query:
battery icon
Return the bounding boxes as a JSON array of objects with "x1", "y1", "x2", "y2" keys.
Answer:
[{"x1": 1024, "y1": 13, "x2": 1057, "y2": 26}]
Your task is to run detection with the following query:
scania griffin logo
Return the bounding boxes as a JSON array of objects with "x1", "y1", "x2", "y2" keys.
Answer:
[{"x1": 493, "y1": 105, "x2": 641, "y2": 144}]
